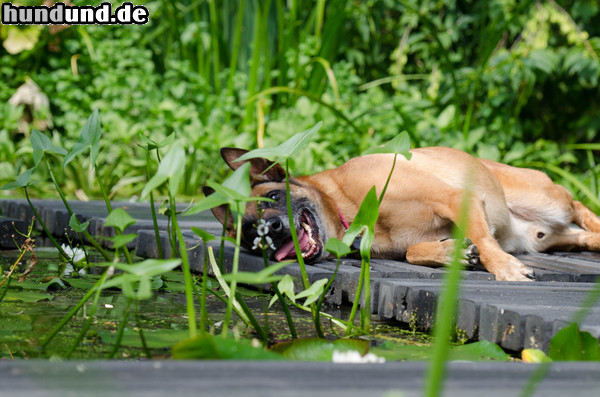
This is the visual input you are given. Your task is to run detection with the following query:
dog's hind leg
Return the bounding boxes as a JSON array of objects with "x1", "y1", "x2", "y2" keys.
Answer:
[
  {"x1": 406, "y1": 238, "x2": 480, "y2": 268},
  {"x1": 572, "y1": 201, "x2": 600, "y2": 233}
]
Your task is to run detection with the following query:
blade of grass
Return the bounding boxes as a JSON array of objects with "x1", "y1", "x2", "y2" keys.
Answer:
[{"x1": 424, "y1": 176, "x2": 473, "y2": 397}]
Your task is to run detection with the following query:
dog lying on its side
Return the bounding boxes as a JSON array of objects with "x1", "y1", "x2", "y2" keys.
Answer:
[{"x1": 205, "y1": 146, "x2": 600, "y2": 281}]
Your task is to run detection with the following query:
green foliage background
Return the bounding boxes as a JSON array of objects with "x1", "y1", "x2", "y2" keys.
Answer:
[{"x1": 1, "y1": 0, "x2": 599, "y2": 210}]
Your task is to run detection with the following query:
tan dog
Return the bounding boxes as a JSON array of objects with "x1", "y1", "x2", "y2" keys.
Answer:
[{"x1": 206, "y1": 146, "x2": 600, "y2": 281}]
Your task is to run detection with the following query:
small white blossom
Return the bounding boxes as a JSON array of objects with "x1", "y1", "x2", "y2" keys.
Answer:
[
  {"x1": 61, "y1": 244, "x2": 86, "y2": 264},
  {"x1": 264, "y1": 236, "x2": 276, "y2": 250},
  {"x1": 332, "y1": 350, "x2": 385, "y2": 364},
  {"x1": 252, "y1": 235, "x2": 276, "y2": 251},
  {"x1": 257, "y1": 219, "x2": 269, "y2": 237}
]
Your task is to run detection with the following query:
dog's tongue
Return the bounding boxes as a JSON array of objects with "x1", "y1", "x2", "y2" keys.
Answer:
[{"x1": 275, "y1": 229, "x2": 308, "y2": 262}]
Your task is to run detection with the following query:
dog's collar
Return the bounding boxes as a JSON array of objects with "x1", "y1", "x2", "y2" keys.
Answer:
[
  {"x1": 337, "y1": 208, "x2": 350, "y2": 230},
  {"x1": 337, "y1": 207, "x2": 362, "y2": 250}
]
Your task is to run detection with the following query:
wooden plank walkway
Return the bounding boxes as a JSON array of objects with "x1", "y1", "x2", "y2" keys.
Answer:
[{"x1": 2, "y1": 198, "x2": 600, "y2": 352}]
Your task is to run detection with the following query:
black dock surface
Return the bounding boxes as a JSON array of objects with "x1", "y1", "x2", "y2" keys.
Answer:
[{"x1": 2, "y1": 198, "x2": 600, "y2": 353}]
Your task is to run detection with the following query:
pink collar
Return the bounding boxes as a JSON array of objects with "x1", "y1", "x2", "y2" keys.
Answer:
[{"x1": 337, "y1": 208, "x2": 350, "y2": 230}]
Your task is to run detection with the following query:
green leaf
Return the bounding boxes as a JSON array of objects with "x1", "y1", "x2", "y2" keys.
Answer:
[
  {"x1": 109, "y1": 233, "x2": 138, "y2": 249},
  {"x1": 324, "y1": 238, "x2": 352, "y2": 258},
  {"x1": 222, "y1": 261, "x2": 291, "y2": 285},
  {"x1": 237, "y1": 121, "x2": 322, "y2": 162},
  {"x1": 138, "y1": 132, "x2": 175, "y2": 151},
  {"x1": 63, "y1": 109, "x2": 102, "y2": 169},
  {"x1": 185, "y1": 191, "x2": 229, "y2": 216},
  {"x1": 295, "y1": 278, "x2": 329, "y2": 307},
  {"x1": 31, "y1": 129, "x2": 67, "y2": 166},
  {"x1": 0, "y1": 167, "x2": 36, "y2": 190},
  {"x1": 172, "y1": 334, "x2": 285, "y2": 360},
  {"x1": 141, "y1": 143, "x2": 186, "y2": 198},
  {"x1": 101, "y1": 259, "x2": 182, "y2": 278},
  {"x1": 191, "y1": 227, "x2": 215, "y2": 242},
  {"x1": 270, "y1": 274, "x2": 296, "y2": 307},
  {"x1": 104, "y1": 208, "x2": 137, "y2": 232},
  {"x1": 363, "y1": 131, "x2": 412, "y2": 160},
  {"x1": 2, "y1": 291, "x2": 54, "y2": 302},
  {"x1": 271, "y1": 338, "x2": 369, "y2": 361},
  {"x1": 449, "y1": 340, "x2": 511, "y2": 361},
  {"x1": 68, "y1": 213, "x2": 90, "y2": 233},
  {"x1": 549, "y1": 323, "x2": 600, "y2": 361},
  {"x1": 99, "y1": 328, "x2": 190, "y2": 349},
  {"x1": 342, "y1": 186, "x2": 379, "y2": 258}
]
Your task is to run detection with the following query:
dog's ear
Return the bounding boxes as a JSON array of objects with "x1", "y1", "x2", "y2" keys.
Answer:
[
  {"x1": 220, "y1": 147, "x2": 286, "y2": 183},
  {"x1": 202, "y1": 186, "x2": 234, "y2": 231}
]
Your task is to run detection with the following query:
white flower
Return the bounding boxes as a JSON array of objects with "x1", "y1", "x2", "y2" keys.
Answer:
[
  {"x1": 257, "y1": 219, "x2": 269, "y2": 237},
  {"x1": 61, "y1": 244, "x2": 86, "y2": 264},
  {"x1": 332, "y1": 350, "x2": 385, "y2": 364},
  {"x1": 252, "y1": 237, "x2": 262, "y2": 250},
  {"x1": 252, "y1": 235, "x2": 276, "y2": 251}
]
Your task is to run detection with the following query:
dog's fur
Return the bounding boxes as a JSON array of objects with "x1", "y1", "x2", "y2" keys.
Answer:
[{"x1": 206, "y1": 146, "x2": 600, "y2": 281}]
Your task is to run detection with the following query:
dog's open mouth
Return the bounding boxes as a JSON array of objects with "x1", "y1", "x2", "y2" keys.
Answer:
[{"x1": 274, "y1": 210, "x2": 321, "y2": 262}]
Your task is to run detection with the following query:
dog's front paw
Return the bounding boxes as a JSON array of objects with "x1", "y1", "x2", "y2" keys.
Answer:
[
  {"x1": 492, "y1": 255, "x2": 536, "y2": 281},
  {"x1": 461, "y1": 238, "x2": 481, "y2": 268}
]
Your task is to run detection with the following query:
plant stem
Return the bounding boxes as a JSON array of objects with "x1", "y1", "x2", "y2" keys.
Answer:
[
  {"x1": 146, "y1": 150, "x2": 164, "y2": 258},
  {"x1": 107, "y1": 298, "x2": 133, "y2": 359},
  {"x1": 41, "y1": 270, "x2": 110, "y2": 348},
  {"x1": 284, "y1": 160, "x2": 324, "y2": 338},
  {"x1": 24, "y1": 188, "x2": 69, "y2": 260},
  {"x1": 170, "y1": 194, "x2": 198, "y2": 339},
  {"x1": 44, "y1": 159, "x2": 111, "y2": 261},
  {"x1": 66, "y1": 279, "x2": 106, "y2": 358},
  {"x1": 262, "y1": 250, "x2": 297, "y2": 339},
  {"x1": 221, "y1": 206, "x2": 243, "y2": 336},
  {"x1": 95, "y1": 164, "x2": 133, "y2": 264},
  {"x1": 424, "y1": 189, "x2": 471, "y2": 397}
]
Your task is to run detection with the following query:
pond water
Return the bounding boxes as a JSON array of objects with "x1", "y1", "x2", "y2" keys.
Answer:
[{"x1": 1, "y1": 248, "x2": 431, "y2": 360}]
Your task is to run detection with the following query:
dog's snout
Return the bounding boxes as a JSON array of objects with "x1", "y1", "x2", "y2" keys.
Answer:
[{"x1": 267, "y1": 217, "x2": 283, "y2": 233}]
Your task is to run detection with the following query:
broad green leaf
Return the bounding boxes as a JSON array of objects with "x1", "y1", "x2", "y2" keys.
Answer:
[
  {"x1": 185, "y1": 191, "x2": 229, "y2": 216},
  {"x1": 68, "y1": 213, "x2": 90, "y2": 233},
  {"x1": 222, "y1": 261, "x2": 291, "y2": 285},
  {"x1": 237, "y1": 121, "x2": 322, "y2": 162},
  {"x1": 271, "y1": 338, "x2": 369, "y2": 361},
  {"x1": 448, "y1": 340, "x2": 511, "y2": 361},
  {"x1": 222, "y1": 161, "x2": 252, "y2": 197},
  {"x1": 342, "y1": 186, "x2": 379, "y2": 258},
  {"x1": 100, "y1": 274, "x2": 153, "y2": 300},
  {"x1": 363, "y1": 131, "x2": 412, "y2": 160},
  {"x1": 141, "y1": 143, "x2": 186, "y2": 198},
  {"x1": 0, "y1": 167, "x2": 36, "y2": 190},
  {"x1": 191, "y1": 227, "x2": 216, "y2": 242},
  {"x1": 100, "y1": 259, "x2": 181, "y2": 278},
  {"x1": 549, "y1": 323, "x2": 600, "y2": 361},
  {"x1": 104, "y1": 208, "x2": 137, "y2": 232},
  {"x1": 2, "y1": 291, "x2": 54, "y2": 303},
  {"x1": 99, "y1": 328, "x2": 190, "y2": 349},
  {"x1": 63, "y1": 109, "x2": 102, "y2": 169},
  {"x1": 31, "y1": 129, "x2": 67, "y2": 166},
  {"x1": 324, "y1": 237, "x2": 352, "y2": 258},
  {"x1": 109, "y1": 233, "x2": 138, "y2": 248},
  {"x1": 172, "y1": 334, "x2": 285, "y2": 360},
  {"x1": 270, "y1": 274, "x2": 296, "y2": 307},
  {"x1": 295, "y1": 278, "x2": 329, "y2": 307}
]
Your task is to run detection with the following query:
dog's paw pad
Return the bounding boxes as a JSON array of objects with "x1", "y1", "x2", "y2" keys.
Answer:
[{"x1": 463, "y1": 240, "x2": 481, "y2": 268}]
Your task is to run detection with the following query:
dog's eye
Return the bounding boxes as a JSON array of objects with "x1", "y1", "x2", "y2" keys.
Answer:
[{"x1": 266, "y1": 191, "x2": 279, "y2": 201}]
